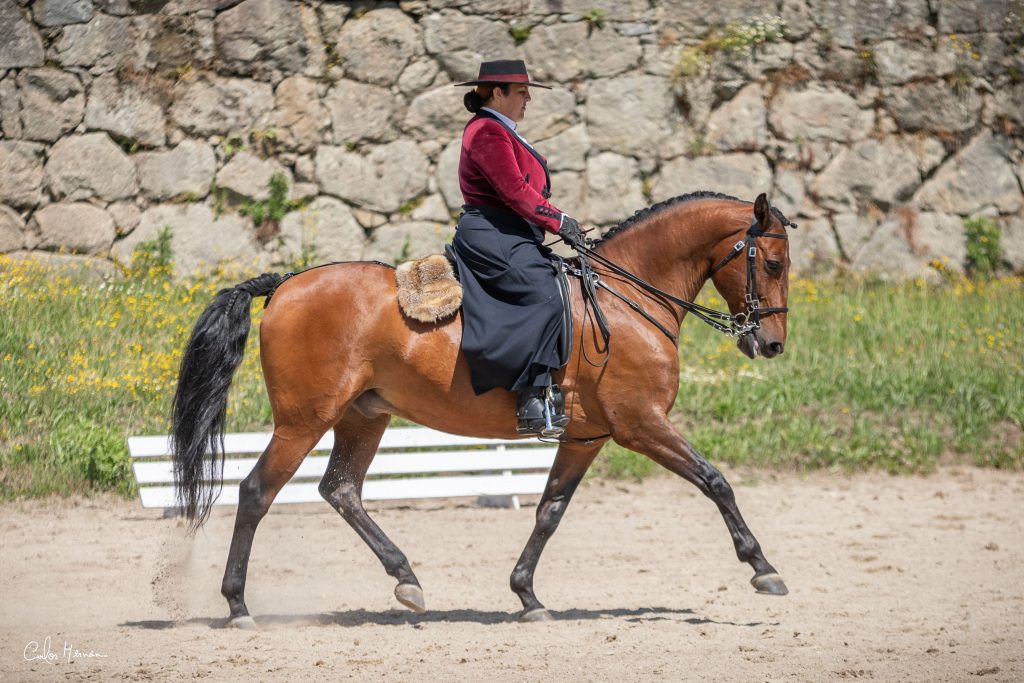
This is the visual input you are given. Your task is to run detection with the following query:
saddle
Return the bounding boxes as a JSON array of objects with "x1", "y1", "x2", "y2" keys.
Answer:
[
  {"x1": 394, "y1": 253, "x2": 463, "y2": 323},
  {"x1": 395, "y1": 252, "x2": 574, "y2": 362}
]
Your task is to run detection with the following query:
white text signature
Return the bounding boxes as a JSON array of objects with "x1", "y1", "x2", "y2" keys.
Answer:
[{"x1": 23, "y1": 636, "x2": 107, "y2": 665}]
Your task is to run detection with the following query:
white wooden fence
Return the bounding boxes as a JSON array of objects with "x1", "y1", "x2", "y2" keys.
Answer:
[{"x1": 129, "y1": 427, "x2": 557, "y2": 510}]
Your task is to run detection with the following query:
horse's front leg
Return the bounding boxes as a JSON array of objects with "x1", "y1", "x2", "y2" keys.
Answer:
[
  {"x1": 510, "y1": 440, "x2": 604, "y2": 622},
  {"x1": 616, "y1": 417, "x2": 788, "y2": 596}
]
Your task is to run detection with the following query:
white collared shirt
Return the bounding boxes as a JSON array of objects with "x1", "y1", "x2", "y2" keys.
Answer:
[{"x1": 481, "y1": 107, "x2": 535, "y2": 150}]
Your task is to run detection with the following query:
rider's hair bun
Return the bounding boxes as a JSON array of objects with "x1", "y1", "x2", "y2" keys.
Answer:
[{"x1": 464, "y1": 90, "x2": 485, "y2": 113}]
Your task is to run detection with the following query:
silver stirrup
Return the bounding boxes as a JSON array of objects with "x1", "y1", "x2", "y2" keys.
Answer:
[{"x1": 540, "y1": 386, "x2": 565, "y2": 439}]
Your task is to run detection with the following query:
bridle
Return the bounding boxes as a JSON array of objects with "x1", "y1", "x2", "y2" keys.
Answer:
[
  {"x1": 567, "y1": 215, "x2": 790, "y2": 348},
  {"x1": 706, "y1": 217, "x2": 790, "y2": 336}
]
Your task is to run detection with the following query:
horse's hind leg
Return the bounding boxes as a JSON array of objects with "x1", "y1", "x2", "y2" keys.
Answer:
[
  {"x1": 510, "y1": 440, "x2": 603, "y2": 621},
  {"x1": 318, "y1": 411, "x2": 426, "y2": 612},
  {"x1": 616, "y1": 416, "x2": 788, "y2": 596},
  {"x1": 222, "y1": 429, "x2": 324, "y2": 629}
]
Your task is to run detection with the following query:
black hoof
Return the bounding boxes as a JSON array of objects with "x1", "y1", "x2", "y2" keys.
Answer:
[{"x1": 751, "y1": 572, "x2": 789, "y2": 596}]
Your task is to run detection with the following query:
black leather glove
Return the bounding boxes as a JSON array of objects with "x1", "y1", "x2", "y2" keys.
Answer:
[{"x1": 558, "y1": 214, "x2": 585, "y2": 248}]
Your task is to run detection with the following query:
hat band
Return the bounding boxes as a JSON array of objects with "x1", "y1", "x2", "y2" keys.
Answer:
[{"x1": 478, "y1": 72, "x2": 530, "y2": 83}]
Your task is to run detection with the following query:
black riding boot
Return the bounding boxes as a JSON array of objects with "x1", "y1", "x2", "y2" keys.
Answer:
[{"x1": 516, "y1": 384, "x2": 569, "y2": 437}]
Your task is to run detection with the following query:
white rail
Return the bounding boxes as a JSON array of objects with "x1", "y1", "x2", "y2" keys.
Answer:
[{"x1": 129, "y1": 427, "x2": 556, "y2": 509}]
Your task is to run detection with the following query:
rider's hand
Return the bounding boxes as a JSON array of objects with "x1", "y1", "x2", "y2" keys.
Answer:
[{"x1": 558, "y1": 214, "x2": 585, "y2": 248}]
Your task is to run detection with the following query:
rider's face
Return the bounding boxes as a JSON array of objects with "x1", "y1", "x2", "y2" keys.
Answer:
[{"x1": 491, "y1": 85, "x2": 531, "y2": 123}]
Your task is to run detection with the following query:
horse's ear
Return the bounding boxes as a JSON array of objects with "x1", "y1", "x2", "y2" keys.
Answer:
[{"x1": 753, "y1": 193, "x2": 770, "y2": 225}]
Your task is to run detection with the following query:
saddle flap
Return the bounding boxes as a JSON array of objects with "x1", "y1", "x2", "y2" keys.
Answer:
[
  {"x1": 555, "y1": 261, "x2": 573, "y2": 363},
  {"x1": 395, "y1": 254, "x2": 463, "y2": 323}
]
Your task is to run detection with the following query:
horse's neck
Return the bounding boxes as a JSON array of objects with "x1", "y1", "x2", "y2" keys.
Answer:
[{"x1": 598, "y1": 201, "x2": 746, "y2": 303}]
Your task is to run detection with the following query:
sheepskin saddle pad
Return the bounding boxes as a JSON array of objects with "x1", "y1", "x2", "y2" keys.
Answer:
[{"x1": 395, "y1": 254, "x2": 463, "y2": 323}]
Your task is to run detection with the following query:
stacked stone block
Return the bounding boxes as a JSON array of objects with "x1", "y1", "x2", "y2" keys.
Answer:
[{"x1": 0, "y1": 0, "x2": 1021, "y2": 277}]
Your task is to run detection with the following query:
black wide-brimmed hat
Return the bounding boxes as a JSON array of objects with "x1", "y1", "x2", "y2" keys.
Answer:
[{"x1": 452, "y1": 59, "x2": 551, "y2": 89}]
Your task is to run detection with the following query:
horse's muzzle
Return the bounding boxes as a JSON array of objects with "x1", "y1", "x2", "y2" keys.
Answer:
[
  {"x1": 762, "y1": 339, "x2": 785, "y2": 358},
  {"x1": 737, "y1": 334, "x2": 759, "y2": 359},
  {"x1": 737, "y1": 334, "x2": 784, "y2": 359}
]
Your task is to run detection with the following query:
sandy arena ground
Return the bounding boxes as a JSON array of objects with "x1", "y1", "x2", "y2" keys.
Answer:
[{"x1": 1, "y1": 467, "x2": 1022, "y2": 682}]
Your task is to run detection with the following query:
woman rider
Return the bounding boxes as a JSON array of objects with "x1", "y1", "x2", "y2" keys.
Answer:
[{"x1": 451, "y1": 59, "x2": 585, "y2": 438}]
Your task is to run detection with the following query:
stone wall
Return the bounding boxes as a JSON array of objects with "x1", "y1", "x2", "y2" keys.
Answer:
[{"x1": 1, "y1": 0, "x2": 1022, "y2": 277}]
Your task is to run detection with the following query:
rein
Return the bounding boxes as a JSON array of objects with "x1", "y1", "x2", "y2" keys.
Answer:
[{"x1": 566, "y1": 217, "x2": 789, "y2": 347}]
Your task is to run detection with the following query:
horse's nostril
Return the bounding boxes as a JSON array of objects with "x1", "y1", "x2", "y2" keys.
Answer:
[{"x1": 768, "y1": 341, "x2": 784, "y2": 355}]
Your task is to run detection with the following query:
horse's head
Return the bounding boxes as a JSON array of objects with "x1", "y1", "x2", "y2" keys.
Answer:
[{"x1": 708, "y1": 193, "x2": 794, "y2": 360}]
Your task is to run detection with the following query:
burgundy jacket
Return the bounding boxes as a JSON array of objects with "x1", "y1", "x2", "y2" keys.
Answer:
[{"x1": 458, "y1": 114, "x2": 565, "y2": 234}]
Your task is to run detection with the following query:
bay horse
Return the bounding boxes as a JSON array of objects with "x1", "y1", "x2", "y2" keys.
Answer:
[{"x1": 172, "y1": 191, "x2": 793, "y2": 629}]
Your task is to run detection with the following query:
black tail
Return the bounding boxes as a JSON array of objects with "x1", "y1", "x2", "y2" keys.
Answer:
[{"x1": 171, "y1": 272, "x2": 282, "y2": 532}]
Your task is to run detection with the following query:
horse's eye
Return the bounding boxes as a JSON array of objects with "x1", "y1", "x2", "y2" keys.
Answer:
[{"x1": 766, "y1": 259, "x2": 782, "y2": 275}]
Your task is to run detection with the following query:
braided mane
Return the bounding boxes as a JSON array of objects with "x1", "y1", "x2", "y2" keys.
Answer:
[{"x1": 592, "y1": 190, "x2": 794, "y2": 249}]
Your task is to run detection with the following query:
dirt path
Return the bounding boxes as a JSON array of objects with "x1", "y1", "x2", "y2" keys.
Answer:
[{"x1": 1, "y1": 468, "x2": 1022, "y2": 682}]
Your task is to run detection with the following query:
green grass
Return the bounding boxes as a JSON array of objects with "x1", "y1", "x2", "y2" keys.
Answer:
[
  {"x1": 1, "y1": 256, "x2": 1021, "y2": 500},
  {"x1": 663, "y1": 276, "x2": 1023, "y2": 474},
  {"x1": 964, "y1": 215, "x2": 1002, "y2": 278},
  {"x1": 0, "y1": 256, "x2": 273, "y2": 499}
]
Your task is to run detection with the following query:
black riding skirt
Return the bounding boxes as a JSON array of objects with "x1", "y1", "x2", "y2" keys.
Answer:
[{"x1": 451, "y1": 205, "x2": 567, "y2": 395}]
